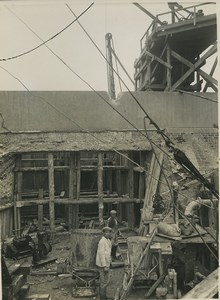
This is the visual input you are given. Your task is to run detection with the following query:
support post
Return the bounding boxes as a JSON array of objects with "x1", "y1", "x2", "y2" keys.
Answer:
[
  {"x1": 172, "y1": 181, "x2": 179, "y2": 225},
  {"x1": 98, "y1": 152, "x2": 104, "y2": 225},
  {"x1": 17, "y1": 172, "x2": 22, "y2": 236},
  {"x1": 68, "y1": 153, "x2": 74, "y2": 229},
  {"x1": 73, "y1": 152, "x2": 80, "y2": 229},
  {"x1": 48, "y1": 153, "x2": 55, "y2": 238},
  {"x1": 127, "y1": 153, "x2": 134, "y2": 229},
  {"x1": 166, "y1": 42, "x2": 171, "y2": 90},
  {"x1": 38, "y1": 189, "x2": 44, "y2": 230}
]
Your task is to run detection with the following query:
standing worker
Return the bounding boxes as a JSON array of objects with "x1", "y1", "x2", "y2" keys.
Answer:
[
  {"x1": 96, "y1": 226, "x2": 112, "y2": 300},
  {"x1": 107, "y1": 210, "x2": 120, "y2": 260}
]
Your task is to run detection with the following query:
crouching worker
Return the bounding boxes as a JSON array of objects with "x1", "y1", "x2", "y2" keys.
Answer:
[{"x1": 96, "y1": 226, "x2": 112, "y2": 300}]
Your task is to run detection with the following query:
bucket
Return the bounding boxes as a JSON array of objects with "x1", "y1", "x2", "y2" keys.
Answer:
[
  {"x1": 140, "y1": 208, "x2": 154, "y2": 221},
  {"x1": 71, "y1": 229, "x2": 102, "y2": 268}
]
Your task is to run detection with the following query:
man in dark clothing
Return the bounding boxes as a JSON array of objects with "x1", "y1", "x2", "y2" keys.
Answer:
[{"x1": 106, "y1": 210, "x2": 119, "y2": 260}]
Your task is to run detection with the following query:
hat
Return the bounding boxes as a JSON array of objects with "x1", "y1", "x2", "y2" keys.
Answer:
[
  {"x1": 110, "y1": 210, "x2": 117, "y2": 215},
  {"x1": 102, "y1": 226, "x2": 112, "y2": 232}
]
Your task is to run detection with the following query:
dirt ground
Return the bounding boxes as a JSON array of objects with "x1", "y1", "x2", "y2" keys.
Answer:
[{"x1": 24, "y1": 232, "x2": 144, "y2": 300}]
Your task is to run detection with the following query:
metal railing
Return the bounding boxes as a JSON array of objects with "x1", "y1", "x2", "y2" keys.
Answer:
[{"x1": 139, "y1": 2, "x2": 216, "y2": 51}]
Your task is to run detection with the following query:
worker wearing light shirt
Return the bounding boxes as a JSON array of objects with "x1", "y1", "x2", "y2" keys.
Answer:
[{"x1": 96, "y1": 226, "x2": 112, "y2": 300}]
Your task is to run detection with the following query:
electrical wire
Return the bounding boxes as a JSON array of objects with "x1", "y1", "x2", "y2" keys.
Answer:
[
  {"x1": 67, "y1": 3, "x2": 172, "y2": 144},
  {"x1": 0, "y1": 3, "x2": 94, "y2": 62},
  {"x1": 66, "y1": 3, "x2": 219, "y2": 200},
  {"x1": 4, "y1": 6, "x2": 218, "y2": 211}
]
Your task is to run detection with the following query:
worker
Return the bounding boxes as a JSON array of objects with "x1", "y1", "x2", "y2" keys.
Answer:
[
  {"x1": 96, "y1": 226, "x2": 112, "y2": 300},
  {"x1": 107, "y1": 210, "x2": 120, "y2": 260}
]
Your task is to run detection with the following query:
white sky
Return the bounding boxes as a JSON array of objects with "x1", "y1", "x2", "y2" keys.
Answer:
[{"x1": 0, "y1": 0, "x2": 218, "y2": 92}]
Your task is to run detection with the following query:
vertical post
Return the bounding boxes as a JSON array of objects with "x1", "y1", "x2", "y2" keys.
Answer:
[
  {"x1": 196, "y1": 55, "x2": 200, "y2": 92},
  {"x1": 76, "y1": 152, "x2": 81, "y2": 201},
  {"x1": 38, "y1": 189, "x2": 44, "y2": 230},
  {"x1": 172, "y1": 181, "x2": 179, "y2": 225},
  {"x1": 166, "y1": 42, "x2": 171, "y2": 90},
  {"x1": 14, "y1": 155, "x2": 22, "y2": 237},
  {"x1": 48, "y1": 153, "x2": 55, "y2": 238},
  {"x1": 17, "y1": 172, "x2": 22, "y2": 236},
  {"x1": 127, "y1": 152, "x2": 134, "y2": 229},
  {"x1": 70, "y1": 152, "x2": 78, "y2": 229},
  {"x1": 98, "y1": 152, "x2": 104, "y2": 225},
  {"x1": 146, "y1": 58, "x2": 151, "y2": 88},
  {"x1": 68, "y1": 152, "x2": 74, "y2": 230}
]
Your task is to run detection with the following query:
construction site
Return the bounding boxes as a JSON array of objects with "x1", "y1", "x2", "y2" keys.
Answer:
[{"x1": 0, "y1": 2, "x2": 219, "y2": 300}]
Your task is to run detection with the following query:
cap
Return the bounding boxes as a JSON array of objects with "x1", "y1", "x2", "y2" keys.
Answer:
[
  {"x1": 110, "y1": 210, "x2": 117, "y2": 215},
  {"x1": 102, "y1": 226, "x2": 112, "y2": 232}
]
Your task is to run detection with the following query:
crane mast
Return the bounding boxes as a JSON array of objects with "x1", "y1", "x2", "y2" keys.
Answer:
[{"x1": 105, "y1": 33, "x2": 116, "y2": 100}]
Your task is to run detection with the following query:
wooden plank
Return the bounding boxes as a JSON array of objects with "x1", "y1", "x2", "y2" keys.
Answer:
[
  {"x1": 24, "y1": 293, "x2": 50, "y2": 300},
  {"x1": 168, "y1": 42, "x2": 217, "y2": 91},
  {"x1": 98, "y1": 152, "x2": 104, "y2": 225},
  {"x1": 182, "y1": 268, "x2": 218, "y2": 299},
  {"x1": 48, "y1": 153, "x2": 55, "y2": 235},
  {"x1": 144, "y1": 152, "x2": 164, "y2": 208},
  {"x1": 38, "y1": 189, "x2": 44, "y2": 230}
]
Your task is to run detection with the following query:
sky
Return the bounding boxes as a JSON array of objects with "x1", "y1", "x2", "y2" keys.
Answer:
[{"x1": 0, "y1": 0, "x2": 218, "y2": 92}]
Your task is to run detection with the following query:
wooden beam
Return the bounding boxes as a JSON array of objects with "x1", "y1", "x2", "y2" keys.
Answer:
[
  {"x1": 14, "y1": 166, "x2": 70, "y2": 172},
  {"x1": 203, "y1": 57, "x2": 217, "y2": 92},
  {"x1": 98, "y1": 152, "x2": 104, "y2": 225},
  {"x1": 76, "y1": 152, "x2": 81, "y2": 201},
  {"x1": 168, "y1": 42, "x2": 217, "y2": 91},
  {"x1": 16, "y1": 197, "x2": 143, "y2": 207},
  {"x1": 166, "y1": 42, "x2": 171, "y2": 90},
  {"x1": 197, "y1": 69, "x2": 218, "y2": 92},
  {"x1": 68, "y1": 152, "x2": 74, "y2": 229},
  {"x1": 144, "y1": 49, "x2": 172, "y2": 69},
  {"x1": 38, "y1": 189, "x2": 44, "y2": 230},
  {"x1": 182, "y1": 268, "x2": 218, "y2": 299},
  {"x1": 151, "y1": 43, "x2": 167, "y2": 78},
  {"x1": 170, "y1": 49, "x2": 217, "y2": 91},
  {"x1": 127, "y1": 153, "x2": 134, "y2": 230},
  {"x1": 48, "y1": 153, "x2": 55, "y2": 235}
]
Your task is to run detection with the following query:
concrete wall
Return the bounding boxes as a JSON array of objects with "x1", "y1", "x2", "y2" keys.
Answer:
[{"x1": 0, "y1": 91, "x2": 217, "y2": 132}]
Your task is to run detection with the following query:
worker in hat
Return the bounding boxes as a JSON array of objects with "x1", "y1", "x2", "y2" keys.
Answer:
[
  {"x1": 96, "y1": 226, "x2": 112, "y2": 300},
  {"x1": 107, "y1": 210, "x2": 120, "y2": 260}
]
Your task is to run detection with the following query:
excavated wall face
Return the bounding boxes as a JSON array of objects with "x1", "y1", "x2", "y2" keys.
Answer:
[{"x1": 0, "y1": 153, "x2": 15, "y2": 204}]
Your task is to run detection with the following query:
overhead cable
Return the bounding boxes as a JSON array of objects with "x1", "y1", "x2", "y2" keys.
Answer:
[
  {"x1": 5, "y1": 7, "x2": 218, "y2": 203},
  {"x1": 66, "y1": 3, "x2": 219, "y2": 199},
  {"x1": 0, "y1": 3, "x2": 94, "y2": 62}
]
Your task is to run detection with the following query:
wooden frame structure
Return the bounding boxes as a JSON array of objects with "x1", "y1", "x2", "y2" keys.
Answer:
[
  {"x1": 13, "y1": 150, "x2": 148, "y2": 234},
  {"x1": 134, "y1": 3, "x2": 217, "y2": 93}
]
